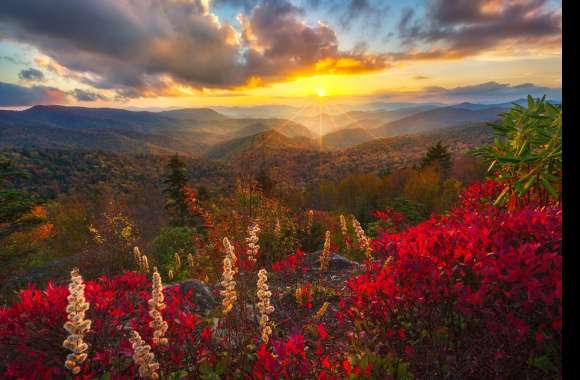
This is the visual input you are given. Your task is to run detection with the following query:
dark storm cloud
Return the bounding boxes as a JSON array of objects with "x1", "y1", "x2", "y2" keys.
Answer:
[
  {"x1": 18, "y1": 68, "x2": 45, "y2": 82},
  {"x1": 396, "y1": 0, "x2": 561, "y2": 59},
  {"x1": 0, "y1": 81, "x2": 68, "y2": 106},
  {"x1": 0, "y1": 0, "x2": 387, "y2": 98}
]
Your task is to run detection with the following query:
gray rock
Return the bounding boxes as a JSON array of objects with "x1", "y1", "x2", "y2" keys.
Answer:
[
  {"x1": 166, "y1": 279, "x2": 217, "y2": 313},
  {"x1": 307, "y1": 251, "x2": 361, "y2": 272}
]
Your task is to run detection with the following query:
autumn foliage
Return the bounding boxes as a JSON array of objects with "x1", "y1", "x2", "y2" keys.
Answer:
[{"x1": 0, "y1": 180, "x2": 562, "y2": 379}]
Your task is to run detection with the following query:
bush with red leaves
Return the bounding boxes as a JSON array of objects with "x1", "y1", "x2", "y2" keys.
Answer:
[{"x1": 343, "y1": 180, "x2": 562, "y2": 379}]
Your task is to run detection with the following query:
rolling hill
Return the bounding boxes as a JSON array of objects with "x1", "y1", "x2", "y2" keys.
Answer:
[
  {"x1": 376, "y1": 106, "x2": 506, "y2": 137},
  {"x1": 0, "y1": 105, "x2": 315, "y2": 155},
  {"x1": 321, "y1": 105, "x2": 507, "y2": 148},
  {"x1": 203, "y1": 130, "x2": 320, "y2": 161},
  {"x1": 157, "y1": 107, "x2": 228, "y2": 121}
]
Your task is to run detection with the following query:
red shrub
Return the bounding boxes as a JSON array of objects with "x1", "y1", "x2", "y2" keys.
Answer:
[
  {"x1": 345, "y1": 180, "x2": 562, "y2": 378},
  {"x1": 0, "y1": 272, "x2": 210, "y2": 379}
]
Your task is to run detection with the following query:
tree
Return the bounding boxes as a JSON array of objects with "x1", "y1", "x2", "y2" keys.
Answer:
[
  {"x1": 256, "y1": 168, "x2": 275, "y2": 196},
  {"x1": 0, "y1": 158, "x2": 43, "y2": 241},
  {"x1": 420, "y1": 141, "x2": 452, "y2": 175},
  {"x1": 162, "y1": 155, "x2": 190, "y2": 226}
]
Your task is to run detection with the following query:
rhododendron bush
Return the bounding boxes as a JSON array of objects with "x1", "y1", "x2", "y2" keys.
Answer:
[{"x1": 0, "y1": 180, "x2": 561, "y2": 379}]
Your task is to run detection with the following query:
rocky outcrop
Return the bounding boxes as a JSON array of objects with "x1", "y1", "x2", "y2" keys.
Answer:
[{"x1": 165, "y1": 279, "x2": 217, "y2": 314}]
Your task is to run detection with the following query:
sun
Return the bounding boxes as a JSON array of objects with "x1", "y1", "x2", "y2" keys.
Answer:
[{"x1": 315, "y1": 88, "x2": 327, "y2": 97}]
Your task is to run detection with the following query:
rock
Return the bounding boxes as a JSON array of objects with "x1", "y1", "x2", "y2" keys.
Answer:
[
  {"x1": 306, "y1": 251, "x2": 361, "y2": 272},
  {"x1": 166, "y1": 279, "x2": 217, "y2": 314}
]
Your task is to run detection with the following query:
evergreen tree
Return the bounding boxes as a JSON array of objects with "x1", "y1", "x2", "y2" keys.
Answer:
[
  {"x1": 0, "y1": 158, "x2": 43, "y2": 241},
  {"x1": 256, "y1": 168, "x2": 275, "y2": 196},
  {"x1": 162, "y1": 154, "x2": 190, "y2": 226},
  {"x1": 420, "y1": 141, "x2": 452, "y2": 174}
]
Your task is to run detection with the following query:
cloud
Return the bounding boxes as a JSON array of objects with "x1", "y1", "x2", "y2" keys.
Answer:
[
  {"x1": 413, "y1": 75, "x2": 430, "y2": 80},
  {"x1": 396, "y1": 0, "x2": 561, "y2": 60},
  {"x1": 18, "y1": 68, "x2": 45, "y2": 82},
  {"x1": 0, "y1": 81, "x2": 68, "y2": 106},
  {"x1": 374, "y1": 81, "x2": 561, "y2": 103},
  {"x1": 304, "y1": 0, "x2": 390, "y2": 33},
  {"x1": 239, "y1": 0, "x2": 388, "y2": 81},
  {"x1": 71, "y1": 88, "x2": 107, "y2": 102},
  {"x1": 0, "y1": 0, "x2": 387, "y2": 99}
]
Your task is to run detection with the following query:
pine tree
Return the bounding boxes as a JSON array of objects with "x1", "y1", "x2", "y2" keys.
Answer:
[
  {"x1": 162, "y1": 154, "x2": 190, "y2": 226},
  {"x1": 420, "y1": 141, "x2": 452, "y2": 174}
]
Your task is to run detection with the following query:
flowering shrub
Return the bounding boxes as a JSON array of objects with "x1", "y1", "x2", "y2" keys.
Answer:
[{"x1": 344, "y1": 180, "x2": 562, "y2": 378}]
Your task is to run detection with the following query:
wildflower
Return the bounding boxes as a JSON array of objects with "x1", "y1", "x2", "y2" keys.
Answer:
[
  {"x1": 168, "y1": 269, "x2": 174, "y2": 281},
  {"x1": 320, "y1": 230, "x2": 332, "y2": 272},
  {"x1": 313, "y1": 302, "x2": 330, "y2": 322},
  {"x1": 174, "y1": 252, "x2": 181, "y2": 271},
  {"x1": 63, "y1": 268, "x2": 91, "y2": 375},
  {"x1": 223, "y1": 236, "x2": 238, "y2": 273},
  {"x1": 140, "y1": 255, "x2": 150, "y2": 272},
  {"x1": 148, "y1": 268, "x2": 168, "y2": 346},
  {"x1": 306, "y1": 209, "x2": 314, "y2": 234},
  {"x1": 256, "y1": 269, "x2": 275, "y2": 344},
  {"x1": 134, "y1": 246, "x2": 142, "y2": 265},
  {"x1": 246, "y1": 222, "x2": 261, "y2": 263},
  {"x1": 352, "y1": 218, "x2": 372, "y2": 259},
  {"x1": 339, "y1": 214, "x2": 351, "y2": 249},
  {"x1": 187, "y1": 253, "x2": 195, "y2": 268},
  {"x1": 220, "y1": 237, "x2": 237, "y2": 314},
  {"x1": 129, "y1": 329, "x2": 160, "y2": 379}
]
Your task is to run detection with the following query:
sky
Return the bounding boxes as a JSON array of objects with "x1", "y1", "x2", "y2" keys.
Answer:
[{"x1": 0, "y1": 0, "x2": 562, "y2": 109}]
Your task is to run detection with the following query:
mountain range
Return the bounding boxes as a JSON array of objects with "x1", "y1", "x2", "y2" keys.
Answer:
[{"x1": 0, "y1": 99, "x2": 534, "y2": 159}]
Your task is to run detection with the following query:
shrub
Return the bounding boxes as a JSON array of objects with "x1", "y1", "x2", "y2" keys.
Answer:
[
  {"x1": 474, "y1": 96, "x2": 562, "y2": 207},
  {"x1": 151, "y1": 226, "x2": 198, "y2": 279},
  {"x1": 344, "y1": 180, "x2": 562, "y2": 379}
]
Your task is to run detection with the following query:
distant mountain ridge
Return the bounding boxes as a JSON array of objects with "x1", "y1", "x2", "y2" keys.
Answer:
[
  {"x1": 0, "y1": 105, "x2": 313, "y2": 155},
  {"x1": 322, "y1": 105, "x2": 508, "y2": 148},
  {"x1": 203, "y1": 130, "x2": 320, "y2": 161}
]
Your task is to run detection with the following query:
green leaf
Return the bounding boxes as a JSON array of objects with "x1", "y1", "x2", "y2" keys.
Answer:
[{"x1": 540, "y1": 176, "x2": 559, "y2": 199}]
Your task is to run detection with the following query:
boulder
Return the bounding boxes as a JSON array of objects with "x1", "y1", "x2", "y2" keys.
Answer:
[
  {"x1": 306, "y1": 251, "x2": 361, "y2": 272},
  {"x1": 166, "y1": 279, "x2": 217, "y2": 313}
]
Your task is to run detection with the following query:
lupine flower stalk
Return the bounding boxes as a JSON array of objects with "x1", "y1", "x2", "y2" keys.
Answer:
[
  {"x1": 319, "y1": 230, "x2": 332, "y2": 272},
  {"x1": 129, "y1": 330, "x2": 160, "y2": 379},
  {"x1": 256, "y1": 269, "x2": 275, "y2": 344},
  {"x1": 187, "y1": 253, "x2": 195, "y2": 268},
  {"x1": 220, "y1": 237, "x2": 238, "y2": 314},
  {"x1": 246, "y1": 222, "x2": 261, "y2": 263},
  {"x1": 352, "y1": 218, "x2": 372, "y2": 259},
  {"x1": 148, "y1": 268, "x2": 168, "y2": 345},
  {"x1": 134, "y1": 246, "x2": 142, "y2": 265},
  {"x1": 140, "y1": 255, "x2": 150, "y2": 272},
  {"x1": 174, "y1": 252, "x2": 181, "y2": 271},
  {"x1": 63, "y1": 268, "x2": 91, "y2": 375}
]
